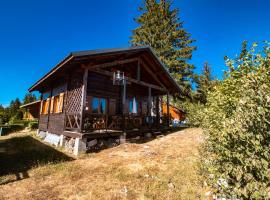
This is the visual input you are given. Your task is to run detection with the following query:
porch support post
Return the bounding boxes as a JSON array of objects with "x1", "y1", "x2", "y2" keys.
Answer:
[
  {"x1": 64, "y1": 74, "x2": 70, "y2": 131},
  {"x1": 156, "y1": 96, "x2": 160, "y2": 127},
  {"x1": 122, "y1": 79, "x2": 127, "y2": 129},
  {"x1": 148, "y1": 87, "x2": 152, "y2": 116},
  {"x1": 80, "y1": 68, "x2": 88, "y2": 132},
  {"x1": 166, "y1": 92, "x2": 170, "y2": 127}
]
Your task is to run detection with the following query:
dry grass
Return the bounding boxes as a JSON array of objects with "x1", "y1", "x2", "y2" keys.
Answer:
[{"x1": 0, "y1": 128, "x2": 205, "y2": 200}]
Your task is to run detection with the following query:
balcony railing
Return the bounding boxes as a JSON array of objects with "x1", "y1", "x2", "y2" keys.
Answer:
[{"x1": 81, "y1": 113, "x2": 169, "y2": 133}]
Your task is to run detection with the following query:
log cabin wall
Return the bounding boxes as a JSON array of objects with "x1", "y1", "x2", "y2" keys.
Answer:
[
  {"x1": 38, "y1": 91, "x2": 50, "y2": 132},
  {"x1": 86, "y1": 71, "x2": 153, "y2": 116},
  {"x1": 38, "y1": 81, "x2": 68, "y2": 134},
  {"x1": 47, "y1": 83, "x2": 67, "y2": 135},
  {"x1": 39, "y1": 115, "x2": 48, "y2": 131},
  {"x1": 87, "y1": 71, "x2": 121, "y2": 114}
]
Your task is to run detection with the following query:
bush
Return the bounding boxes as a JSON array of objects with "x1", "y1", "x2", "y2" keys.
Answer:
[
  {"x1": 201, "y1": 42, "x2": 270, "y2": 199},
  {"x1": 29, "y1": 121, "x2": 38, "y2": 130},
  {"x1": 184, "y1": 101, "x2": 205, "y2": 127},
  {"x1": 0, "y1": 124, "x2": 24, "y2": 136},
  {"x1": 9, "y1": 119, "x2": 30, "y2": 127},
  {"x1": 9, "y1": 124, "x2": 25, "y2": 132}
]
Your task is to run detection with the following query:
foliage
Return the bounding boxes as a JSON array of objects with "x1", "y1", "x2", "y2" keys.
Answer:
[
  {"x1": 201, "y1": 42, "x2": 270, "y2": 199},
  {"x1": 0, "y1": 93, "x2": 36, "y2": 124},
  {"x1": 0, "y1": 124, "x2": 25, "y2": 135},
  {"x1": 184, "y1": 101, "x2": 205, "y2": 127},
  {"x1": 23, "y1": 93, "x2": 37, "y2": 104},
  {"x1": 131, "y1": 0, "x2": 196, "y2": 99},
  {"x1": 29, "y1": 121, "x2": 38, "y2": 130},
  {"x1": 194, "y1": 62, "x2": 218, "y2": 104}
]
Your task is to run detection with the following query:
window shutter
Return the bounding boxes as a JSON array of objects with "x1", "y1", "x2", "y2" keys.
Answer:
[
  {"x1": 58, "y1": 93, "x2": 64, "y2": 113},
  {"x1": 40, "y1": 100, "x2": 43, "y2": 114},
  {"x1": 45, "y1": 98, "x2": 50, "y2": 114},
  {"x1": 50, "y1": 97, "x2": 54, "y2": 113}
]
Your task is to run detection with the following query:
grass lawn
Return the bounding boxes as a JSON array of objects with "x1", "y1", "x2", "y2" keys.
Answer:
[{"x1": 0, "y1": 128, "x2": 205, "y2": 200}]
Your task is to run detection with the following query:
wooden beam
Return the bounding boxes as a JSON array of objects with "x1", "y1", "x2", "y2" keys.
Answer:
[
  {"x1": 140, "y1": 58, "x2": 166, "y2": 89},
  {"x1": 82, "y1": 57, "x2": 139, "y2": 70},
  {"x1": 156, "y1": 96, "x2": 160, "y2": 127},
  {"x1": 148, "y1": 87, "x2": 152, "y2": 116},
  {"x1": 166, "y1": 92, "x2": 170, "y2": 127},
  {"x1": 80, "y1": 68, "x2": 88, "y2": 131},
  {"x1": 122, "y1": 80, "x2": 126, "y2": 114},
  {"x1": 89, "y1": 68, "x2": 167, "y2": 92},
  {"x1": 137, "y1": 59, "x2": 141, "y2": 81},
  {"x1": 47, "y1": 87, "x2": 53, "y2": 130}
]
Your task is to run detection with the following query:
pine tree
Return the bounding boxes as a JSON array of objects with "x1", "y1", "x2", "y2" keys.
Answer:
[
  {"x1": 23, "y1": 93, "x2": 37, "y2": 104},
  {"x1": 131, "y1": 0, "x2": 196, "y2": 99},
  {"x1": 9, "y1": 98, "x2": 22, "y2": 120},
  {"x1": 195, "y1": 62, "x2": 216, "y2": 104}
]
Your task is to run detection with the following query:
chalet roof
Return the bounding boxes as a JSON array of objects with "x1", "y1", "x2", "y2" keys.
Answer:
[{"x1": 29, "y1": 46, "x2": 182, "y2": 94}]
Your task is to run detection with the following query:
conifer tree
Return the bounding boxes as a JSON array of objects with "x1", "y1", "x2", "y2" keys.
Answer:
[
  {"x1": 131, "y1": 0, "x2": 196, "y2": 99},
  {"x1": 23, "y1": 93, "x2": 37, "y2": 104},
  {"x1": 195, "y1": 62, "x2": 216, "y2": 104}
]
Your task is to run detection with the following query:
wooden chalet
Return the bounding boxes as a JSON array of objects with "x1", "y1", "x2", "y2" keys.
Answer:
[{"x1": 29, "y1": 46, "x2": 182, "y2": 153}]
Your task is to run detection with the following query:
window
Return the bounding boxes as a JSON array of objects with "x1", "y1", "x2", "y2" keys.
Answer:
[
  {"x1": 91, "y1": 97, "x2": 107, "y2": 114},
  {"x1": 51, "y1": 93, "x2": 64, "y2": 114}
]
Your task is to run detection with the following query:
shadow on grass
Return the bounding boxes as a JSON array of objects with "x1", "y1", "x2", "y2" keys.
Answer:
[
  {"x1": 127, "y1": 126, "x2": 189, "y2": 144},
  {"x1": 86, "y1": 126, "x2": 189, "y2": 153},
  {"x1": 0, "y1": 135, "x2": 74, "y2": 185}
]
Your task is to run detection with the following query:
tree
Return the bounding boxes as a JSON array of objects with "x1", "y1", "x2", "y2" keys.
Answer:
[
  {"x1": 201, "y1": 42, "x2": 270, "y2": 199},
  {"x1": 131, "y1": 0, "x2": 196, "y2": 99},
  {"x1": 194, "y1": 62, "x2": 216, "y2": 104},
  {"x1": 23, "y1": 93, "x2": 37, "y2": 104},
  {"x1": 9, "y1": 98, "x2": 22, "y2": 121}
]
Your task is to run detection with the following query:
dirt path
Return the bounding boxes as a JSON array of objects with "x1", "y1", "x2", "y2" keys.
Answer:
[{"x1": 0, "y1": 128, "x2": 205, "y2": 200}]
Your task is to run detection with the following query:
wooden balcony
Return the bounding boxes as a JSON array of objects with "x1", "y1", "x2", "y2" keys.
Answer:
[{"x1": 81, "y1": 113, "x2": 169, "y2": 134}]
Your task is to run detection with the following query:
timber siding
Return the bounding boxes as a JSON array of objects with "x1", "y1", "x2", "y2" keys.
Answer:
[{"x1": 39, "y1": 115, "x2": 48, "y2": 131}]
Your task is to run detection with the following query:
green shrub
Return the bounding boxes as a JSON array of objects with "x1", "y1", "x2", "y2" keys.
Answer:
[
  {"x1": 9, "y1": 124, "x2": 25, "y2": 132},
  {"x1": 201, "y1": 42, "x2": 270, "y2": 199},
  {"x1": 0, "y1": 124, "x2": 24, "y2": 135},
  {"x1": 184, "y1": 101, "x2": 205, "y2": 127},
  {"x1": 9, "y1": 119, "x2": 31, "y2": 127},
  {"x1": 29, "y1": 121, "x2": 38, "y2": 130}
]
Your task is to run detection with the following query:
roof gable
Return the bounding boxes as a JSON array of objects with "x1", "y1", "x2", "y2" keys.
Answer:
[{"x1": 29, "y1": 46, "x2": 182, "y2": 94}]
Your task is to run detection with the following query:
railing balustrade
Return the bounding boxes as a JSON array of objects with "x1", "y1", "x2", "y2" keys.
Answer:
[{"x1": 80, "y1": 112, "x2": 169, "y2": 133}]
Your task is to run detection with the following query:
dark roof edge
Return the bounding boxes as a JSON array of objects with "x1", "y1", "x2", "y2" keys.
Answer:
[
  {"x1": 146, "y1": 47, "x2": 183, "y2": 94},
  {"x1": 28, "y1": 54, "x2": 74, "y2": 92}
]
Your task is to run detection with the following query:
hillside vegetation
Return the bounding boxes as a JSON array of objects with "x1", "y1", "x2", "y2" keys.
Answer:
[{"x1": 0, "y1": 128, "x2": 204, "y2": 200}]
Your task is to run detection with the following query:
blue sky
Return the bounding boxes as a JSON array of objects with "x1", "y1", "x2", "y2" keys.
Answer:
[{"x1": 0, "y1": 0, "x2": 269, "y2": 106}]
